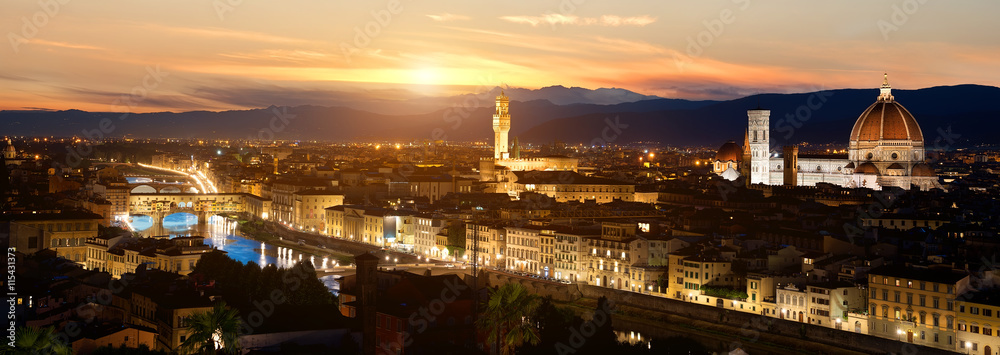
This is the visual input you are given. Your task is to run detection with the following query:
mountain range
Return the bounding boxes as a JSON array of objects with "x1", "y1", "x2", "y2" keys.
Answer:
[{"x1": 2, "y1": 85, "x2": 998, "y2": 148}]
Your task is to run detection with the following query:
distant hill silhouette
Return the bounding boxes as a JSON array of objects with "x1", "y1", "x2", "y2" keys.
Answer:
[
  {"x1": 520, "y1": 84, "x2": 1000, "y2": 147},
  {"x1": 1, "y1": 84, "x2": 997, "y2": 147}
]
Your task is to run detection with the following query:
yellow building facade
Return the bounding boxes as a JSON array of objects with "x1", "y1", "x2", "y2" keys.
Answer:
[{"x1": 868, "y1": 266, "x2": 969, "y2": 352}]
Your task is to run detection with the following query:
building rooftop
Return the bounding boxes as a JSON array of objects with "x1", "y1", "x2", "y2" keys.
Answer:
[
  {"x1": 868, "y1": 265, "x2": 969, "y2": 285},
  {"x1": 0, "y1": 210, "x2": 103, "y2": 221},
  {"x1": 512, "y1": 170, "x2": 632, "y2": 186},
  {"x1": 959, "y1": 288, "x2": 1000, "y2": 307}
]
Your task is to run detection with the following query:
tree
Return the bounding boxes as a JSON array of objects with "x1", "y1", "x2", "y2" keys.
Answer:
[
  {"x1": 476, "y1": 283, "x2": 540, "y2": 355},
  {"x1": 523, "y1": 297, "x2": 582, "y2": 355},
  {"x1": 284, "y1": 260, "x2": 335, "y2": 306},
  {"x1": 13, "y1": 326, "x2": 71, "y2": 355},
  {"x1": 447, "y1": 220, "x2": 466, "y2": 248},
  {"x1": 179, "y1": 301, "x2": 242, "y2": 354}
]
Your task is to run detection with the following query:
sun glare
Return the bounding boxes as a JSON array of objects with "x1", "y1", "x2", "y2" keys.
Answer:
[{"x1": 413, "y1": 67, "x2": 440, "y2": 85}]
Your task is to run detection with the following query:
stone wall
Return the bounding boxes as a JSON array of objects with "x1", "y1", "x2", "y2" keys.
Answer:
[
  {"x1": 483, "y1": 272, "x2": 953, "y2": 354},
  {"x1": 579, "y1": 285, "x2": 954, "y2": 355},
  {"x1": 482, "y1": 270, "x2": 582, "y2": 302}
]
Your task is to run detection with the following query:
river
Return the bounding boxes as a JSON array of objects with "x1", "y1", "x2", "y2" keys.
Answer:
[{"x1": 128, "y1": 213, "x2": 341, "y2": 294}]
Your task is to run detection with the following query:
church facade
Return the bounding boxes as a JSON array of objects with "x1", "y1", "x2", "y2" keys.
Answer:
[{"x1": 715, "y1": 75, "x2": 942, "y2": 191}]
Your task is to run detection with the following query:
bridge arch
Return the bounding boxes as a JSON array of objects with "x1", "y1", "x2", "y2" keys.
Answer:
[
  {"x1": 131, "y1": 185, "x2": 156, "y2": 193},
  {"x1": 127, "y1": 214, "x2": 154, "y2": 231},
  {"x1": 160, "y1": 186, "x2": 182, "y2": 193},
  {"x1": 163, "y1": 212, "x2": 201, "y2": 230}
]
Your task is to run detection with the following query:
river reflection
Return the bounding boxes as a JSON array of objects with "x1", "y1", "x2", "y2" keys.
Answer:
[{"x1": 128, "y1": 213, "x2": 339, "y2": 294}]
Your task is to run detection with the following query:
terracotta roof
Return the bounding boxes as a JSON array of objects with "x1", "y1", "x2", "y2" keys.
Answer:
[
  {"x1": 911, "y1": 163, "x2": 937, "y2": 177},
  {"x1": 855, "y1": 162, "x2": 879, "y2": 175},
  {"x1": 715, "y1": 141, "x2": 743, "y2": 162},
  {"x1": 850, "y1": 101, "x2": 923, "y2": 142}
]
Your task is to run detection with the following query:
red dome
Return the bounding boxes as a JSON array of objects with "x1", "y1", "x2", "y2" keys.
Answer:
[
  {"x1": 715, "y1": 141, "x2": 743, "y2": 162},
  {"x1": 850, "y1": 101, "x2": 923, "y2": 142}
]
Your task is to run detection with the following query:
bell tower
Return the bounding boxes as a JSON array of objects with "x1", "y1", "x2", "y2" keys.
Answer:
[
  {"x1": 493, "y1": 91, "x2": 510, "y2": 160},
  {"x1": 747, "y1": 109, "x2": 771, "y2": 185}
]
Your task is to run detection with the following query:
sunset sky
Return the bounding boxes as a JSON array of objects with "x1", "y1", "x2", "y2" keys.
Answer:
[{"x1": 1, "y1": 0, "x2": 998, "y2": 113}]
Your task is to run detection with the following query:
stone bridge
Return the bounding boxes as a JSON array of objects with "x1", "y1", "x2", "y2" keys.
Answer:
[
  {"x1": 129, "y1": 182, "x2": 200, "y2": 194},
  {"x1": 129, "y1": 193, "x2": 248, "y2": 223}
]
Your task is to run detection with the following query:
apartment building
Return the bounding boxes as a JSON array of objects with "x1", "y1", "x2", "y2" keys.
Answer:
[
  {"x1": 465, "y1": 222, "x2": 507, "y2": 267},
  {"x1": 805, "y1": 281, "x2": 866, "y2": 330},
  {"x1": 553, "y1": 227, "x2": 599, "y2": 283},
  {"x1": 414, "y1": 214, "x2": 446, "y2": 258},
  {"x1": 868, "y1": 265, "x2": 970, "y2": 351},
  {"x1": 956, "y1": 288, "x2": 1000, "y2": 355},
  {"x1": 291, "y1": 189, "x2": 344, "y2": 233},
  {"x1": 505, "y1": 225, "x2": 542, "y2": 273},
  {"x1": 3, "y1": 211, "x2": 103, "y2": 266}
]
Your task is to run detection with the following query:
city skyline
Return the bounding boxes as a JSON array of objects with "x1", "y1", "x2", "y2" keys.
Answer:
[
  {"x1": 2, "y1": 1, "x2": 1000, "y2": 112},
  {"x1": 5, "y1": 2, "x2": 1000, "y2": 354}
]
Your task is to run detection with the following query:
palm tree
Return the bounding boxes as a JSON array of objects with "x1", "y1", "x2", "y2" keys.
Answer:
[
  {"x1": 179, "y1": 301, "x2": 242, "y2": 354},
  {"x1": 14, "y1": 326, "x2": 71, "y2": 355},
  {"x1": 476, "y1": 282, "x2": 540, "y2": 355}
]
